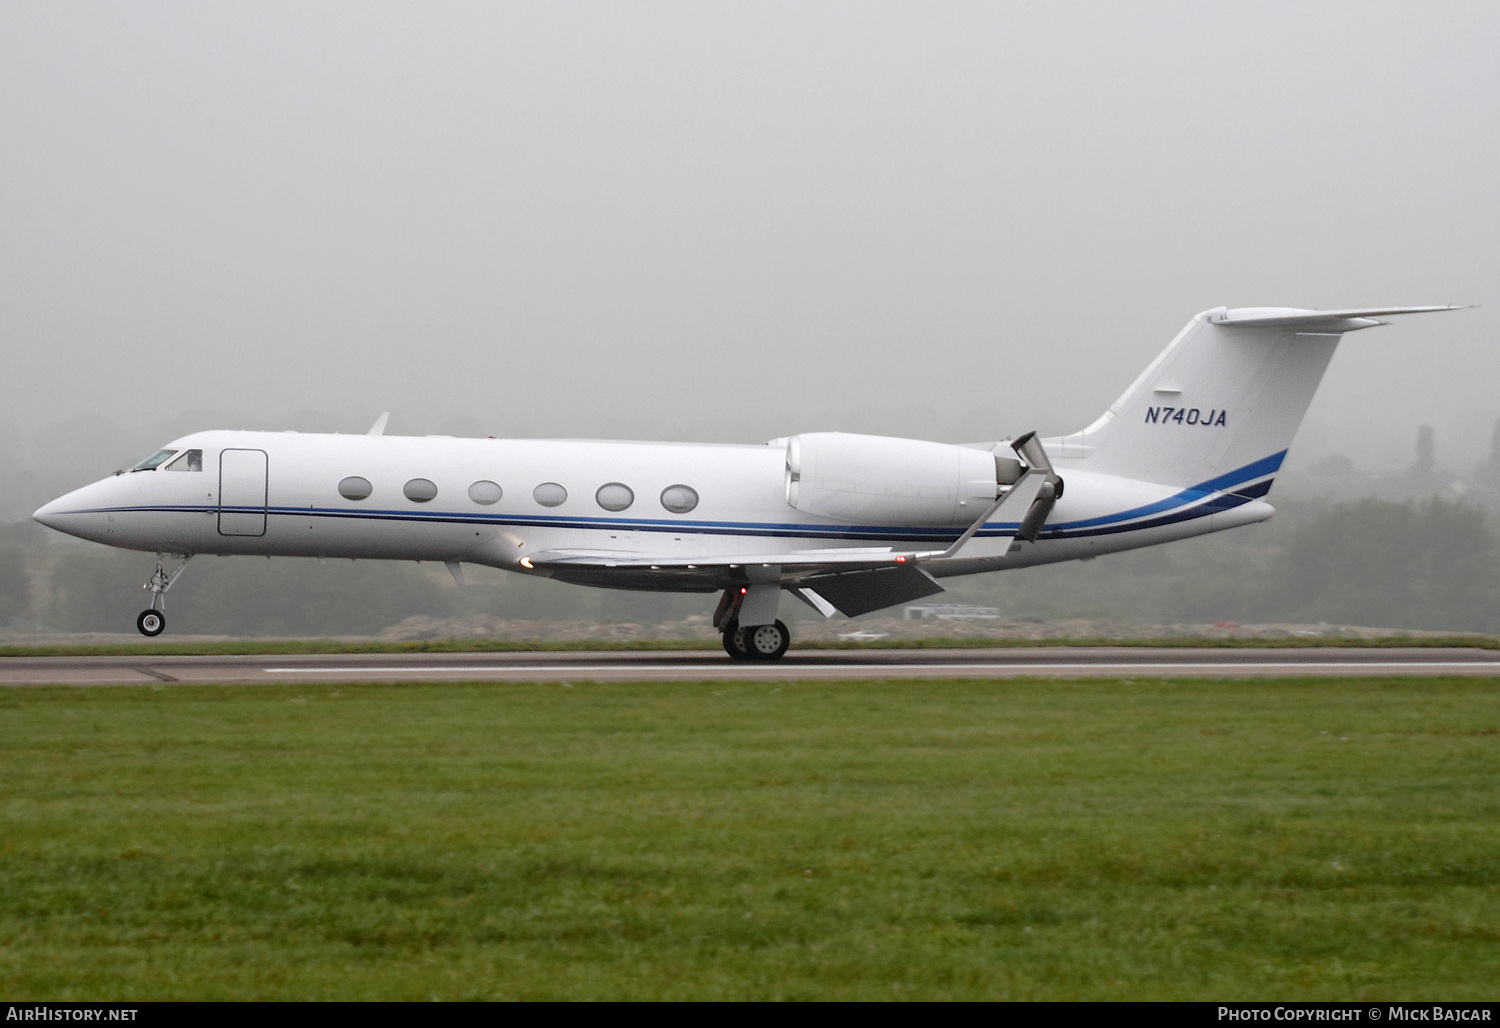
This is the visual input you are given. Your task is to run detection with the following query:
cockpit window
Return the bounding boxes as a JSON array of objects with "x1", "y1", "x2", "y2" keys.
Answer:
[
  {"x1": 131, "y1": 449, "x2": 178, "y2": 472},
  {"x1": 163, "y1": 449, "x2": 203, "y2": 472}
]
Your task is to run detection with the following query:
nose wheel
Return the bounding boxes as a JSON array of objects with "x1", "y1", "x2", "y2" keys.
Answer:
[{"x1": 136, "y1": 553, "x2": 192, "y2": 636}]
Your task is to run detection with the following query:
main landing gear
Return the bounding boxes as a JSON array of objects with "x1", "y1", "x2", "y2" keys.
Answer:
[
  {"x1": 713, "y1": 587, "x2": 791, "y2": 661},
  {"x1": 137, "y1": 553, "x2": 192, "y2": 637},
  {"x1": 719, "y1": 619, "x2": 792, "y2": 661}
]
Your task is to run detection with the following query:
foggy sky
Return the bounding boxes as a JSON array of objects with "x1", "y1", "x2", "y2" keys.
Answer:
[{"x1": 2, "y1": 2, "x2": 1497, "y2": 478}]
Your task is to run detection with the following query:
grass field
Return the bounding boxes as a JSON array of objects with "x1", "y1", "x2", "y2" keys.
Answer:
[{"x1": 1, "y1": 676, "x2": 1497, "y2": 1000}]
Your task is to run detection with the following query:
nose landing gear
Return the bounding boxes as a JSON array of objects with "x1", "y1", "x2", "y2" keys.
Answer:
[{"x1": 137, "y1": 554, "x2": 192, "y2": 637}]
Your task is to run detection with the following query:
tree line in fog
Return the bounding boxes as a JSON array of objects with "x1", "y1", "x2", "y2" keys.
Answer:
[{"x1": 1, "y1": 492, "x2": 1497, "y2": 637}]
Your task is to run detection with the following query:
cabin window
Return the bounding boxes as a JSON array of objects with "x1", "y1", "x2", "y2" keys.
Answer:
[
  {"x1": 131, "y1": 449, "x2": 177, "y2": 472},
  {"x1": 595, "y1": 483, "x2": 634, "y2": 512},
  {"x1": 468, "y1": 480, "x2": 503, "y2": 504},
  {"x1": 338, "y1": 476, "x2": 373, "y2": 501},
  {"x1": 403, "y1": 478, "x2": 438, "y2": 502},
  {"x1": 533, "y1": 482, "x2": 567, "y2": 507},
  {"x1": 660, "y1": 484, "x2": 699, "y2": 514},
  {"x1": 163, "y1": 449, "x2": 203, "y2": 472}
]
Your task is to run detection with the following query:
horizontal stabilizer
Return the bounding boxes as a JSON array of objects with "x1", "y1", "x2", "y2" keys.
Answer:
[{"x1": 1209, "y1": 306, "x2": 1463, "y2": 332}]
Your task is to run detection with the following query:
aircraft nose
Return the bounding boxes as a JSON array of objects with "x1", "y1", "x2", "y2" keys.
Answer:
[
  {"x1": 32, "y1": 480, "x2": 116, "y2": 542},
  {"x1": 32, "y1": 496, "x2": 66, "y2": 530}
]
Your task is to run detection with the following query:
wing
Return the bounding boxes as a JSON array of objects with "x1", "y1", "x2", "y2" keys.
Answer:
[
  {"x1": 526, "y1": 544, "x2": 957, "y2": 618},
  {"x1": 521, "y1": 473, "x2": 1052, "y2": 617}
]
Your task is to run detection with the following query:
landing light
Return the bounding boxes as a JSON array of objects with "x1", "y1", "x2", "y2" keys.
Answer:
[{"x1": 519, "y1": 557, "x2": 533, "y2": 569}]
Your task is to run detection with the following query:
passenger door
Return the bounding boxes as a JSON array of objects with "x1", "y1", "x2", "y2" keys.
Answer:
[{"x1": 218, "y1": 448, "x2": 268, "y2": 537}]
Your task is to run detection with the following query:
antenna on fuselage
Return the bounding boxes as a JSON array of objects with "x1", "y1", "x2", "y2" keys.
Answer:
[{"x1": 366, "y1": 412, "x2": 390, "y2": 437}]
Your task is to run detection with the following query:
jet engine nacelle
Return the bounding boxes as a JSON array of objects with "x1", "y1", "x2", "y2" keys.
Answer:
[{"x1": 784, "y1": 432, "x2": 1003, "y2": 526}]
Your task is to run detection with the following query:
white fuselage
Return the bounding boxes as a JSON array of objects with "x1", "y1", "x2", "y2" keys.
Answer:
[{"x1": 33, "y1": 428, "x2": 1276, "y2": 593}]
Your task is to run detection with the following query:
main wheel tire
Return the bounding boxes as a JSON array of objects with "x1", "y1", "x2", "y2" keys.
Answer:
[
  {"x1": 136, "y1": 609, "x2": 166, "y2": 637},
  {"x1": 743, "y1": 619, "x2": 790, "y2": 661},
  {"x1": 722, "y1": 620, "x2": 750, "y2": 660}
]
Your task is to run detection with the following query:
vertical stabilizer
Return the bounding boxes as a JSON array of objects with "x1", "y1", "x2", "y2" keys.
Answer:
[{"x1": 1045, "y1": 306, "x2": 1460, "y2": 493}]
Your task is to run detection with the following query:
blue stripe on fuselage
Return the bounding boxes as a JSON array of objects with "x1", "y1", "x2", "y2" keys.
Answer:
[{"x1": 1046, "y1": 450, "x2": 1284, "y2": 531}]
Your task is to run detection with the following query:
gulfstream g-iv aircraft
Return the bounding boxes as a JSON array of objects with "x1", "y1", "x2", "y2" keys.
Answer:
[{"x1": 33, "y1": 305, "x2": 1462, "y2": 659}]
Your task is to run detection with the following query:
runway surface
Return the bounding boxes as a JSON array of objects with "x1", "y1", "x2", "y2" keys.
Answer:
[{"x1": 2, "y1": 647, "x2": 1499, "y2": 685}]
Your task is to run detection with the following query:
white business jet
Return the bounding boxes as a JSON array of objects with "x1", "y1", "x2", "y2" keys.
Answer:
[{"x1": 33, "y1": 305, "x2": 1460, "y2": 658}]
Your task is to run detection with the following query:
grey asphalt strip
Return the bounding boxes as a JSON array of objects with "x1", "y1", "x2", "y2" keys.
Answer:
[{"x1": 0, "y1": 647, "x2": 1497, "y2": 685}]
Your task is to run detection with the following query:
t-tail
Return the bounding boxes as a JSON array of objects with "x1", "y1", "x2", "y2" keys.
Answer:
[{"x1": 1046, "y1": 306, "x2": 1464, "y2": 495}]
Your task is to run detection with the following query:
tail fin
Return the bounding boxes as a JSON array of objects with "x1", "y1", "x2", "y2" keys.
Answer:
[{"x1": 1046, "y1": 306, "x2": 1462, "y2": 492}]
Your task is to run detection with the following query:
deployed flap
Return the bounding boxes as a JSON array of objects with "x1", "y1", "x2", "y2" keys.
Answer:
[
  {"x1": 793, "y1": 587, "x2": 839, "y2": 619},
  {"x1": 800, "y1": 564, "x2": 944, "y2": 618}
]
